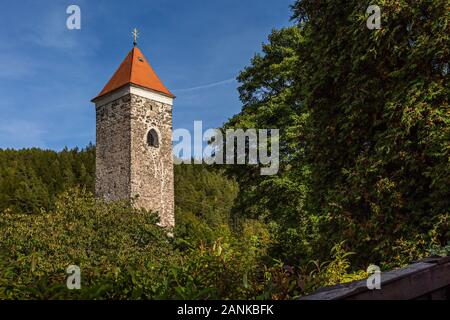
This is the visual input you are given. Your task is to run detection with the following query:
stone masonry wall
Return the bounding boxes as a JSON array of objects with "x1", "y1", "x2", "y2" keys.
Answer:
[
  {"x1": 95, "y1": 95, "x2": 132, "y2": 202},
  {"x1": 129, "y1": 94, "x2": 174, "y2": 228},
  {"x1": 95, "y1": 92, "x2": 174, "y2": 228}
]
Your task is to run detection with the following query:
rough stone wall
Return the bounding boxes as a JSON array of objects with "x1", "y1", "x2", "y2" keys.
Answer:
[
  {"x1": 95, "y1": 92, "x2": 174, "y2": 228},
  {"x1": 129, "y1": 94, "x2": 174, "y2": 228},
  {"x1": 95, "y1": 95, "x2": 132, "y2": 202}
]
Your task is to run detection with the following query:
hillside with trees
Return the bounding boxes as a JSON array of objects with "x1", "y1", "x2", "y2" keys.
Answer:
[{"x1": 0, "y1": 0, "x2": 448, "y2": 299}]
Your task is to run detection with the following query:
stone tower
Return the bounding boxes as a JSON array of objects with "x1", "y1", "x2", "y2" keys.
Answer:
[{"x1": 91, "y1": 44, "x2": 175, "y2": 228}]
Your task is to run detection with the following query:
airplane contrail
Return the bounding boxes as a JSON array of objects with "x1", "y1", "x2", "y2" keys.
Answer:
[{"x1": 173, "y1": 78, "x2": 236, "y2": 92}]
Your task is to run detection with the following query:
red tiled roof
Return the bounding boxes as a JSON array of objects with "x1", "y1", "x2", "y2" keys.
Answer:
[{"x1": 93, "y1": 47, "x2": 174, "y2": 101}]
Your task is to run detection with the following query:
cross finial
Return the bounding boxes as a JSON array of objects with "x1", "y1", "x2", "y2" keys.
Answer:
[{"x1": 132, "y1": 28, "x2": 139, "y2": 47}]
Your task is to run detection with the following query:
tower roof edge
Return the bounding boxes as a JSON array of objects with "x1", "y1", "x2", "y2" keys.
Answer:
[{"x1": 92, "y1": 47, "x2": 174, "y2": 102}]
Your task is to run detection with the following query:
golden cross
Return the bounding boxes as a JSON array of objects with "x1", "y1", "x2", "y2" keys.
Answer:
[{"x1": 132, "y1": 28, "x2": 139, "y2": 47}]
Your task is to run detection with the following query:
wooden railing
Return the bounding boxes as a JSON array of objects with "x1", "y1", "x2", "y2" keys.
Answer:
[{"x1": 299, "y1": 256, "x2": 450, "y2": 300}]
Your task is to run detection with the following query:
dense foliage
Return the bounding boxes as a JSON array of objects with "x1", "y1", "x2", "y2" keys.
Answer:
[
  {"x1": 222, "y1": 0, "x2": 449, "y2": 268},
  {"x1": 174, "y1": 164, "x2": 238, "y2": 245},
  {"x1": 291, "y1": 0, "x2": 450, "y2": 267},
  {"x1": 0, "y1": 0, "x2": 449, "y2": 299},
  {"x1": 0, "y1": 159, "x2": 362, "y2": 299},
  {"x1": 0, "y1": 145, "x2": 95, "y2": 213},
  {"x1": 221, "y1": 26, "x2": 315, "y2": 265}
]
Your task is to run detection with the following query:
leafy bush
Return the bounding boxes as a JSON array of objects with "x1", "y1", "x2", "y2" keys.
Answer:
[
  {"x1": 0, "y1": 189, "x2": 367, "y2": 299},
  {"x1": 0, "y1": 188, "x2": 177, "y2": 299},
  {"x1": 0, "y1": 189, "x2": 271, "y2": 299}
]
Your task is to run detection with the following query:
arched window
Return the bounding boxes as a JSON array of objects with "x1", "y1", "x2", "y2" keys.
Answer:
[{"x1": 147, "y1": 129, "x2": 159, "y2": 148}]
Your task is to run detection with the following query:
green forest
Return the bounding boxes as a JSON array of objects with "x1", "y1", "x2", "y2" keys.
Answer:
[{"x1": 0, "y1": 0, "x2": 449, "y2": 299}]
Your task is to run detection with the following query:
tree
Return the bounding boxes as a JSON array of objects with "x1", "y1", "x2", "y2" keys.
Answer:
[
  {"x1": 174, "y1": 163, "x2": 238, "y2": 244},
  {"x1": 221, "y1": 27, "x2": 316, "y2": 264},
  {"x1": 0, "y1": 146, "x2": 96, "y2": 213},
  {"x1": 292, "y1": 0, "x2": 450, "y2": 265}
]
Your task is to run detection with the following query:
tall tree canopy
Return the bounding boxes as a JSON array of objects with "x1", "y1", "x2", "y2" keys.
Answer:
[
  {"x1": 292, "y1": 0, "x2": 449, "y2": 264},
  {"x1": 222, "y1": 27, "x2": 316, "y2": 263},
  {"x1": 223, "y1": 0, "x2": 449, "y2": 266}
]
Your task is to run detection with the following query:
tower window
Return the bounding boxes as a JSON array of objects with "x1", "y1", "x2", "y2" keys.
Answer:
[{"x1": 147, "y1": 129, "x2": 159, "y2": 148}]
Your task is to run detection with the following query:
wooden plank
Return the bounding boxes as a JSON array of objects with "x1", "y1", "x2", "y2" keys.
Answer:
[{"x1": 299, "y1": 257, "x2": 450, "y2": 300}]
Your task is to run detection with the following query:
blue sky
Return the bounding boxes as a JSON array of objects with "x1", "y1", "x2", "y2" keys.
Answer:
[{"x1": 0, "y1": 0, "x2": 294, "y2": 150}]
